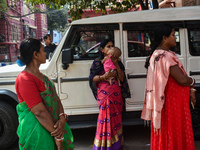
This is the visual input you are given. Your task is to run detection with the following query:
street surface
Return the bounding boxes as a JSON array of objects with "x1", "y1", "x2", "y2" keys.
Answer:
[{"x1": 9, "y1": 125, "x2": 200, "y2": 150}]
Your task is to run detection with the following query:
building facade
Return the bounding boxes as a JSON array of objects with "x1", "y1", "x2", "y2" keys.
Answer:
[{"x1": 0, "y1": 0, "x2": 47, "y2": 63}]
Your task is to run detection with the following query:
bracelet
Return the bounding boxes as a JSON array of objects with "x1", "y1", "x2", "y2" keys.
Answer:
[
  {"x1": 54, "y1": 137, "x2": 64, "y2": 142},
  {"x1": 190, "y1": 88, "x2": 197, "y2": 92},
  {"x1": 189, "y1": 76, "x2": 195, "y2": 86},
  {"x1": 99, "y1": 75, "x2": 101, "y2": 82},
  {"x1": 59, "y1": 113, "x2": 68, "y2": 122}
]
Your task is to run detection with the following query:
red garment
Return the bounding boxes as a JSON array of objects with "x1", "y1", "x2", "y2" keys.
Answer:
[
  {"x1": 15, "y1": 71, "x2": 46, "y2": 109},
  {"x1": 151, "y1": 76, "x2": 195, "y2": 150}
]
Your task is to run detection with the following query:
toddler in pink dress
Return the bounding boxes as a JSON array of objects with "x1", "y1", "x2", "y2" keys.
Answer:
[{"x1": 102, "y1": 47, "x2": 122, "y2": 86}]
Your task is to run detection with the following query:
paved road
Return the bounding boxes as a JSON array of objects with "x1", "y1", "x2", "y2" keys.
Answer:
[{"x1": 9, "y1": 125, "x2": 200, "y2": 150}]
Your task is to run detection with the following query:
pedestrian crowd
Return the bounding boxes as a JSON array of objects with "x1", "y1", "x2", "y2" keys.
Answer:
[{"x1": 15, "y1": 24, "x2": 196, "y2": 150}]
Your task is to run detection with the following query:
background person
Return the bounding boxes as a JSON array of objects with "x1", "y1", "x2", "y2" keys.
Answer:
[
  {"x1": 44, "y1": 34, "x2": 57, "y2": 59},
  {"x1": 15, "y1": 38, "x2": 74, "y2": 150},
  {"x1": 39, "y1": 37, "x2": 45, "y2": 46},
  {"x1": 142, "y1": 24, "x2": 196, "y2": 150},
  {"x1": 89, "y1": 39, "x2": 130, "y2": 150}
]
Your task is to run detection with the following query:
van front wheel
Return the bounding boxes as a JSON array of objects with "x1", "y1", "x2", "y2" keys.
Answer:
[{"x1": 0, "y1": 101, "x2": 18, "y2": 149}]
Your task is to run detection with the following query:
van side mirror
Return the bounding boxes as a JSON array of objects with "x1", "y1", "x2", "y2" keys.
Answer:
[{"x1": 62, "y1": 49, "x2": 73, "y2": 70}]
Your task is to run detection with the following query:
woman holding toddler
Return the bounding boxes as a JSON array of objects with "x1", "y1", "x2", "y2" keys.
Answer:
[{"x1": 89, "y1": 38, "x2": 130, "y2": 150}]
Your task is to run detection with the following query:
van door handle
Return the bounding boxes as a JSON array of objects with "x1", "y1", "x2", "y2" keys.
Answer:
[
  {"x1": 59, "y1": 93, "x2": 68, "y2": 100},
  {"x1": 190, "y1": 71, "x2": 200, "y2": 76},
  {"x1": 127, "y1": 74, "x2": 147, "y2": 79}
]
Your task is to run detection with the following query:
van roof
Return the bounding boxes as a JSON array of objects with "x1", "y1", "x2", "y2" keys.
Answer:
[{"x1": 72, "y1": 6, "x2": 200, "y2": 25}]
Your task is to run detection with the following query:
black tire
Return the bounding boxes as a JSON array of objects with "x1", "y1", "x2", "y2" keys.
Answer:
[{"x1": 0, "y1": 101, "x2": 18, "y2": 149}]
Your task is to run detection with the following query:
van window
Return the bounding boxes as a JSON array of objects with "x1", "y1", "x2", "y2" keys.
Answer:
[
  {"x1": 127, "y1": 30, "x2": 180, "y2": 57},
  {"x1": 124, "y1": 22, "x2": 182, "y2": 57},
  {"x1": 63, "y1": 24, "x2": 118, "y2": 60},
  {"x1": 188, "y1": 29, "x2": 200, "y2": 56},
  {"x1": 127, "y1": 30, "x2": 152, "y2": 57}
]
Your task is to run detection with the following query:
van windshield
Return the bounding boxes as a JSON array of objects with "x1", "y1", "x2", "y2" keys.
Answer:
[{"x1": 63, "y1": 24, "x2": 118, "y2": 60}]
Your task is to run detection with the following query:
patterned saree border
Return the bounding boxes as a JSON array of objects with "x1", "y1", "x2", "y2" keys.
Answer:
[{"x1": 94, "y1": 127, "x2": 123, "y2": 148}]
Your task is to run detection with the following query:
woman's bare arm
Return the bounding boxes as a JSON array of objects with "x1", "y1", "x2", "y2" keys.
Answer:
[
  {"x1": 170, "y1": 65, "x2": 193, "y2": 86},
  {"x1": 31, "y1": 102, "x2": 64, "y2": 150},
  {"x1": 92, "y1": 69, "x2": 117, "y2": 82},
  {"x1": 31, "y1": 102, "x2": 56, "y2": 132},
  {"x1": 51, "y1": 97, "x2": 66, "y2": 138}
]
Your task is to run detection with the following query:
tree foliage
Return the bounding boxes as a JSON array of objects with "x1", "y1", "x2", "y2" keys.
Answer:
[
  {"x1": 0, "y1": 0, "x2": 8, "y2": 16},
  {"x1": 46, "y1": 3, "x2": 68, "y2": 37},
  {"x1": 26, "y1": 0, "x2": 159, "y2": 21}
]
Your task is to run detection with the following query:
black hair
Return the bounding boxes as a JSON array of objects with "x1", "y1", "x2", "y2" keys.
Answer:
[
  {"x1": 100, "y1": 38, "x2": 113, "y2": 49},
  {"x1": 18, "y1": 38, "x2": 41, "y2": 66},
  {"x1": 43, "y1": 34, "x2": 51, "y2": 40},
  {"x1": 144, "y1": 23, "x2": 174, "y2": 69},
  {"x1": 99, "y1": 38, "x2": 113, "y2": 59}
]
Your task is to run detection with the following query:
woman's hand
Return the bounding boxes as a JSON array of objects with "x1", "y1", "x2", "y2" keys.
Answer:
[
  {"x1": 104, "y1": 69, "x2": 117, "y2": 80},
  {"x1": 51, "y1": 116, "x2": 65, "y2": 138},
  {"x1": 55, "y1": 139, "x2": 63, "y2": 150},
  {"x1": 190, "y1": 90, "x2": 196, "y2": 108}
]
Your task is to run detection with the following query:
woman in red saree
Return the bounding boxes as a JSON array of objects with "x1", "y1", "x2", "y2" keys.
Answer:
[
  {"x1": 142, "y1": 24, "x2": 196, "y2": 150},
  {"x1": 89, "y1": 39, "x2": 130, "y2": 150}
]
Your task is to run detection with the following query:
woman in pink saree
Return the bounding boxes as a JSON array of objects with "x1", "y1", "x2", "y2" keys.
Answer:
[{"x1": 89, "y1": 39, "x2": 130, "y2": 150}]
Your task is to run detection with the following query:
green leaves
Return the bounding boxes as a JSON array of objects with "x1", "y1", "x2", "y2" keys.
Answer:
[
  {"x1": 0, "y1": 0, "x2": 8, "y2": 15},
  {"x1": 25, "y1": 0, "x2": 151, "y2": 21},
  {"x1": 46, "y1": 3, "x2": 68, "y2": 31}
]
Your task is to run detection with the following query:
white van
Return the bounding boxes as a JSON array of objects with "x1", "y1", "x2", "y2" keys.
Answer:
[{"x1": 0, "y1": 6, "x2": 200, "y2": 149}]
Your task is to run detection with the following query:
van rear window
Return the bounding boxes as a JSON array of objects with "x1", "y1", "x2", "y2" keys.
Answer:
[
  {"x1": 188, "y1": 29, "x2": 200, "y2": 56},
  {"x1": 127, "y1": 30, "x2": 180, "y2": 57}
]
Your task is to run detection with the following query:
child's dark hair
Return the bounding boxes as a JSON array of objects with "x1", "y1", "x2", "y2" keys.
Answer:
[
  {"x1": 18, "y1": 38, "x2": 41, "y2": 66},
  {"x1": 144, "y1": 23, "x2": 174, "y2": 69}
]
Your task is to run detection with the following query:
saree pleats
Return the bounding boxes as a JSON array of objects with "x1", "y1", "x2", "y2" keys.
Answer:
[
  {"x1": 93, "y1": 81, "x2": 124, "y2": 150},
  {"x1": 17, "y1": 75, "x2": 74, "y2": 150}
]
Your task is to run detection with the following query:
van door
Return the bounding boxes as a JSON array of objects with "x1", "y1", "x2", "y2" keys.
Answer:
[
  {"x1": 186, "y1": 21, "x2": 200, "y2": 83},
  {"x1": 122, "y1": 22, "x2": 184, "y2": 111},
  {"x1": 56, "y1": 24, "x2": 119, "y2": 115}
]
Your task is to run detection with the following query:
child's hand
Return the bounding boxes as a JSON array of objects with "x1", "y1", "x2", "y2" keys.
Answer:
[
  {"x1": 101, "y1": 56, "x2": 109, "y2": 64},
  {"x1": 110, "y1": 57, "x2": 119, "y2": 66}
]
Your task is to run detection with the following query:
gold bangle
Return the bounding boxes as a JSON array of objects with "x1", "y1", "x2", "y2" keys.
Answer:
[
  {"x1": 54, "y1": 137, "x2": 64, "y2": 142},
  {"x1": 190, "y1": 88, "x2": 196, "y2": 92}
]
